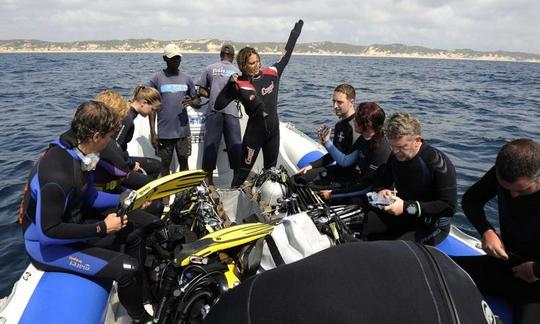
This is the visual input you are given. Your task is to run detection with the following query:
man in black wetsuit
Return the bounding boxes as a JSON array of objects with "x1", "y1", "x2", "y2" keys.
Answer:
[
  {"x1": 363, "y1": 112, "x2": 457, "y2": 245},
  {"x1": 215, "y1": 20, "x2": 303, "y2": 188},
  {"x1": 453, "y1": 139, "x2": 540, "y2": 324},
  {"x1": 20, "y1": 101, "x2": 155, "y2": 323},
  {"x1": 293, "y1": 84, "x2": 360, "y2": 190}
]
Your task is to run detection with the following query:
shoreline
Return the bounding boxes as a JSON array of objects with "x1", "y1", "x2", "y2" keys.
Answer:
[{"x1": 1, "y1": 49, "x2": 538, "y2": 63}]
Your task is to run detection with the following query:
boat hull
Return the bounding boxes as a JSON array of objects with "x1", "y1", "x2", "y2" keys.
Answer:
[{"x1": 0, "y1": 105, "x2": 512, "y2": 323}]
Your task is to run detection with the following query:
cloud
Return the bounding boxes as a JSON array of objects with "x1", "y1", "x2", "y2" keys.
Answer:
[{"x1": 0, "y1": 0, "x2": 538, "y2": 54}]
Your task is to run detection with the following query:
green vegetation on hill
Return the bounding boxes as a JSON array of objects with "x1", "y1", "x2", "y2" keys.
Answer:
[{"x1": 1, "y1": 39, "x2": 538, "y2": 63}]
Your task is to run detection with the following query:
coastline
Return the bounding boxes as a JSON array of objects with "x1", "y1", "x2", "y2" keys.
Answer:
[{"x1": 1, "y1": 49, "x2": 538, "y2": 64}]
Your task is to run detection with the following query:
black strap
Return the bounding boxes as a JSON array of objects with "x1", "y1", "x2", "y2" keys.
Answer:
[{"x1": 265, "y1": 235, "x2": 285, "y2": 267}]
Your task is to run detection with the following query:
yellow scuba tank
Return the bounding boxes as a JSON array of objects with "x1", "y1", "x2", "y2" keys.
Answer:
[{"x1": 175, "y1": 223, "x2": 275, "y2": 267}]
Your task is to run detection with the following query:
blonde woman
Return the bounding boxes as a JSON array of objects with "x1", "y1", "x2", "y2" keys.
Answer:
[{"x1": 95, "y1": 87, "x2": 161, "y2": 191}]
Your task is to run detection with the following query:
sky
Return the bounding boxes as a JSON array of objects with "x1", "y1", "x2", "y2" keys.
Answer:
[{"x1": 1, "y1": 0, "x2": 539, "y2": 54}]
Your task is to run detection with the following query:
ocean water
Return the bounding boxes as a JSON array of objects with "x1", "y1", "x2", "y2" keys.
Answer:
[{"x1": 0, "y1": 53, "x2": 539, "y2": 297}]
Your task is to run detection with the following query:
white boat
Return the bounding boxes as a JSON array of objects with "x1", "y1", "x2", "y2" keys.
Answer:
[{"x1": 0, "y1": 104, "x2": 512, "y2": 324}]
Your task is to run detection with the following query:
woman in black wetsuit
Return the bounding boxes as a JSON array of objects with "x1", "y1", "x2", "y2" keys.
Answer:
[
  {"x1": 319, "y1": 102, "x2": 391, "y2": 202},
  {"x1": 95, "y1": 88, "x2": 161, "y2": 191},
  {"x1": 215, "y1": 19, "x2": 303, "y2": 187}
]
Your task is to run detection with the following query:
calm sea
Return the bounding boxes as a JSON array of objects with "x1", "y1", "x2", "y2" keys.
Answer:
[{"x1": 1, "y1": 53, "x2": 539, "y2": 297}]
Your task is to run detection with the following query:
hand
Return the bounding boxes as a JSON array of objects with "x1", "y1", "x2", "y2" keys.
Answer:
[
  {"x1": 230, "y1": 73, "x2": 239, "y2": 83},
  {"x1": 378, "y1": 189, "x2": 394, "y2": 199},
  {"x1": 320, "y1": 190, "x2": 332, "y2": 200},
  {"x1": 321, "y1": 128, "x2": 331, "y2": 144},
  {"x1": 383, "y1": 195, "x2": 404, "y2": 216},
  {"x1": 104, "y1": 213, "x2": 127, "y2": 233},
  {"x1": 198, "y1": 87, "x2": 209, "y2": 98},
  {"x1": 317, "y1": 126, "x2": 331, "y2": 144},
  {"x1": 141, "y1": 201, "x2": 152, "y2": 209},
  {"x1": 316, "y1": 125, "x2": 327, "y2": 138},
  {"x1": 512, "y1": 262, "x2": 538, "y2": 283},
  {"x1": 481, "y1": 229, "x2": 509, "y2": 260},
  {"x1": 296, "y1": 165, "x2": 313, "y2": 174},
  {"x1": 132, "y1": 161, "x2": 141, "y2": 172},
  {"x1": 150, "y1": 134, "x2": 159, "y2": 151},
  {"x1": 182, "y1": 96, "x2": 201, "y2": 108},
  {"x1": 292, "y1": 19, "x2": 304, "y2": 35}
]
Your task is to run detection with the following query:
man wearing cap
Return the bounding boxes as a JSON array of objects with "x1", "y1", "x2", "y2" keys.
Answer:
[
  {"x1": 147, "y1": 43, "x2": 199, "y2": 182},
  {"x1": 196, "y1": 44, "x2": 241, "y2": 186}
]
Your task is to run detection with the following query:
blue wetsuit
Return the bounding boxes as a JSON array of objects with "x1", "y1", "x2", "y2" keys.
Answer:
[{"x1": 20, "y1": 130, "x2": 156, "y2": 319}]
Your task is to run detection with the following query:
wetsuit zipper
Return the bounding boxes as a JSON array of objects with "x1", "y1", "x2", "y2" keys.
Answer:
[{"x1": 420, "y1": 244, "x2": 460, "y2": 324}]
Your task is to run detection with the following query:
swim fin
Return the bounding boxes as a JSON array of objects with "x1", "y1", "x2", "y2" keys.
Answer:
[
  {"x1": 175, "y1": 223, "x2": 275, "y2": 267},
  {"x1": 132, "y1": 169, "x2": 207, "y2": 209}
]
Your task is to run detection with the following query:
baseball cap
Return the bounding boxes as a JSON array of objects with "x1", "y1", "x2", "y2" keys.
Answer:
[
  {"x1": 163, "y1": 44, "x2": 182, "y2": 58},
  {"x1": 220, "y1": 44, "x2": 234, "y2": 56}
]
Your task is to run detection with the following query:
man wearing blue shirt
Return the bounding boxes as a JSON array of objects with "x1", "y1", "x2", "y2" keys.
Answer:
[
  {"x1": 147, "y1": 44, "x2": 199, "y2": 176},
  {"x1": 197, "y1": 44, "x2": 241, "y2": 186}
]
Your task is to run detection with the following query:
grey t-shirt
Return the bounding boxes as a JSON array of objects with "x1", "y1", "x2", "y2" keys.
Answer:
[
  {"x1": 147, "y1": 70, "x2": 197, "y2": 139},
  {"x1": 197, "y1": 60, "x2": 240, "y2": 116}
]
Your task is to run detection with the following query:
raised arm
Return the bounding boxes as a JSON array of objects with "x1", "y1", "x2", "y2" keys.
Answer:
[{"x1": 273, "y1": 19, "x2": 303, "y2": 75}]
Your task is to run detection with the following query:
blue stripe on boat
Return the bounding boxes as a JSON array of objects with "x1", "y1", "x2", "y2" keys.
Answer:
[
  {"x1": 297, "y1": 151, "x2": 324, "y2": 169},
  {"x1": 19, "y1": 272, "x2": 111, "y2": 324}
]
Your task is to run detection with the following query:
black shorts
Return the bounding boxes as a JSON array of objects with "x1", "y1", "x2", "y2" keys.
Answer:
[{"x1": 157, "y1": 137, "x2": 191, "y2": 168}]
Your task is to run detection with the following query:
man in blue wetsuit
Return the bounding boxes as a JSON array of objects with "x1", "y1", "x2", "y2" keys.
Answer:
[
  {"x1": 147, "y1": 43, "x2": 199, "y2": 176},
  {"x1": 453, "y1": 139, "x2": 540, "y2": 324},
  {"x1": 215, "y1": 20, "x2": 303, "y2": 188},
  {"x1": 20, "y1": 101, "x2": 155, "y2": 323},
  {"x1": 197, "y1": 44, "x2": 241, "y2": 186},
  {"x1": 363, "y1": 112, "x2": 457, "y2": 245}
]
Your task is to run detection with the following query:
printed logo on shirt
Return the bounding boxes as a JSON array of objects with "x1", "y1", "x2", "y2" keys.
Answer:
[
  {"x1": 68, "y1": 255, "x2": 91, "y2": 272},
  {"x1": 261, "y1": 81, "x2": 274, "y2": 96},
  {"x1": 245, "y1": 146, "x2": 255, "y2": 165},
  {"x1": 212, "y1": 67, "x2": 237, "y2": 77},
  {"x1": 212, "y1": 66, "x2": 226, "y2": 76},
  {"x1": 337, "y1": 131, "x2": 345, "y2": 143},
  {"x1": 161, "y1": 84, "x2": 188, "y2": 93}
]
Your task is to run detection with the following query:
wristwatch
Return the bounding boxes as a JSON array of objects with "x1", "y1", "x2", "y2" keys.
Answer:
[{"x1": 406, "y1": 201, "x2": 419, "y2": 216}]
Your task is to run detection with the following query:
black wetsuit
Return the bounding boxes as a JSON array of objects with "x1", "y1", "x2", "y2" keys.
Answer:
[
  {"x1": 293, "y1": 114, "x2": 361, "y2": 190},
  {"x1": 116, "y1": 107, "x2": 138, "y2": 151},
  {"x1": 453, "y1": 167, "x2": 540, "y2": 324},
  {"x1": 95, "y1": 107, "x2": 160, "y2": 191},
  {"x1": 20, "y1": 130, "x2": 159, "y2": 320},
  {"x1": 365, "y1": 141, "x2": 457, "y2": 245},
  {"x1": 215, "y1": 23, "x2": 302, "y2": 187},
  {"x1": 115, "y1": 107, "x2": 160, "y2": 180},
  {"x1": 325, "y1": 135, "x2": 392, "y2": 199},
  {"x1": 205, "y1": 242, "x2": 495, "y2": 324}
]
